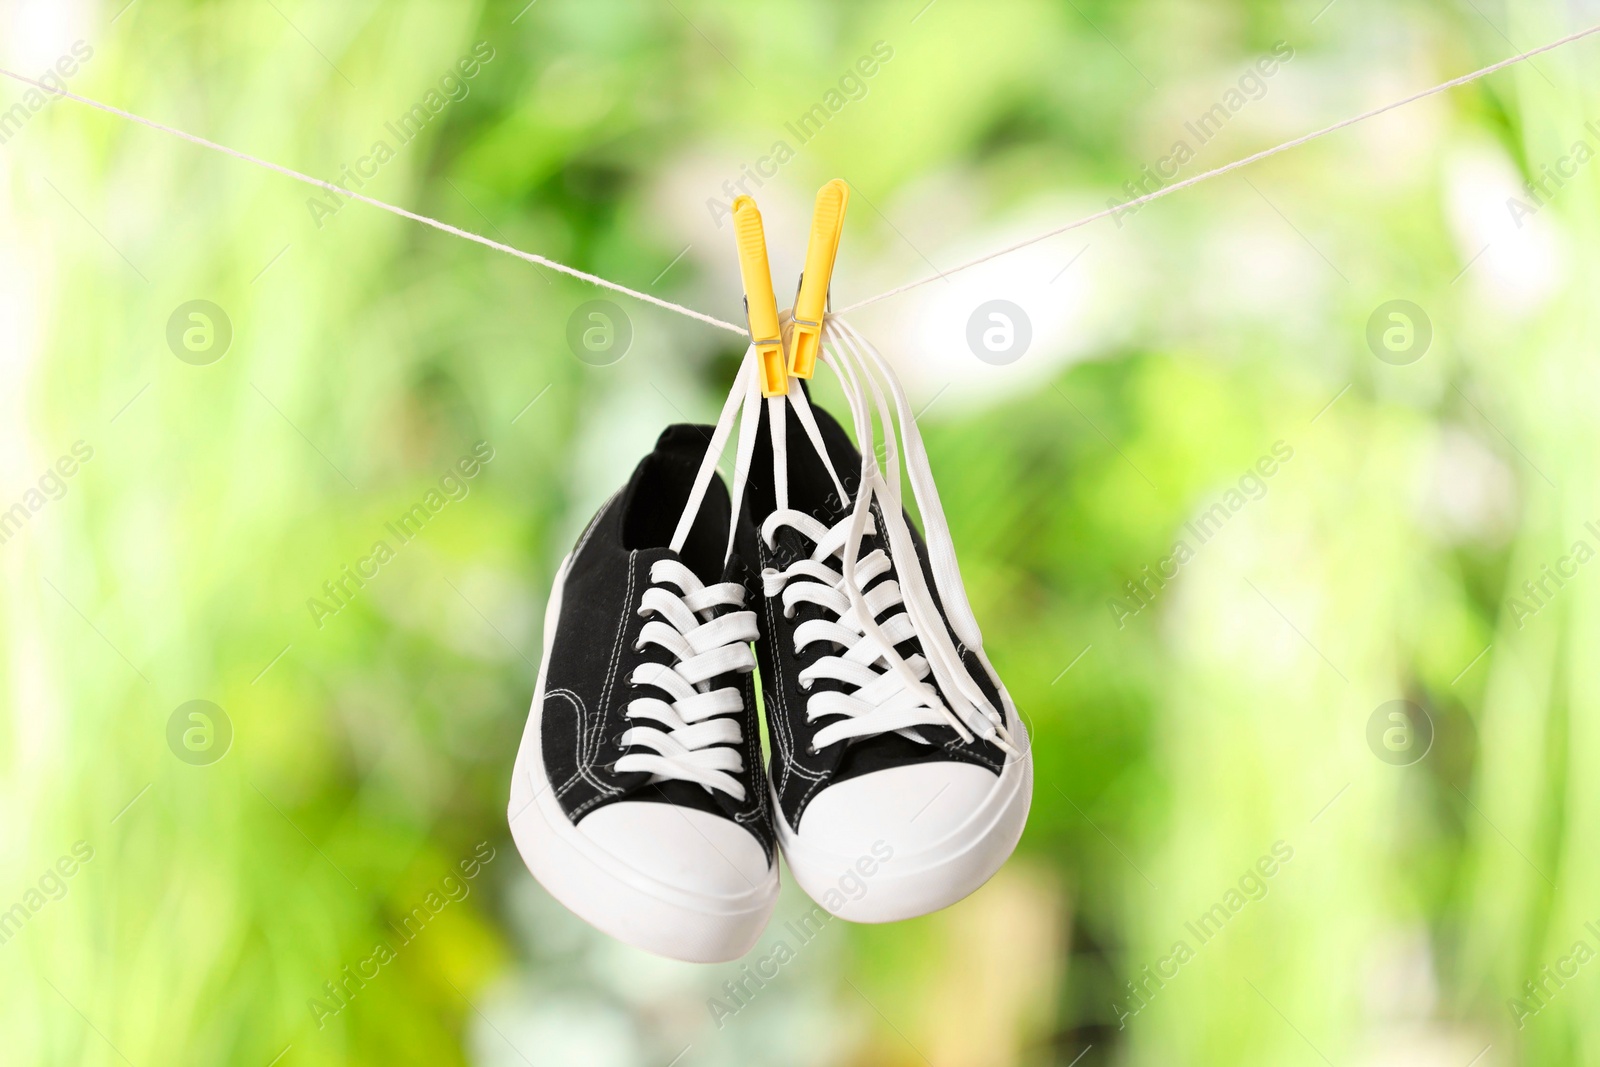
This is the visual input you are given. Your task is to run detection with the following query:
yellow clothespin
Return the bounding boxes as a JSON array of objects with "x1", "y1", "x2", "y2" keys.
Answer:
[
  {"x1": 731, "y1": 195, "x2": 787, "y2": 398},
  {"x1": 788, "y1": 179, "x2": 850, "y2": 380}
]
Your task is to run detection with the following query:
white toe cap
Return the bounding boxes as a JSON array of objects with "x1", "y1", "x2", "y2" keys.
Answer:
[
  {"x1": 578, "y1": 802, "x2": 771, "y2": 899},
  {"x1": 798, "y1": 760, "x2": 999, "y2": 858}
]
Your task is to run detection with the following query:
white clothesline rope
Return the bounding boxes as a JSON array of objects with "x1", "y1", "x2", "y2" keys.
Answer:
[
  {"x1": 3, "y1": 21, "x2": 1596, "y2": 329},
  {"x1": 0, "y1": 65, "x2": 747, "y2": 335},
  {"x1": 838, "y1": 20, "x2": 1600, "y2": 313}
]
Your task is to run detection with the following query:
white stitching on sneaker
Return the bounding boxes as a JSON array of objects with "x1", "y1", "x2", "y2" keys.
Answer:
[
  {"x1": 548, "y1": 687, "x2": 623, "y2": 803},
  {"x1": 590, "y1": 554, "x2": 639, "y2": 789},
  {"x1": 757, "y1": 539, "x2": 823, "y2": 797},
  {"x1": 547, "y1": 689, "x2": 590, "y2": 799}
]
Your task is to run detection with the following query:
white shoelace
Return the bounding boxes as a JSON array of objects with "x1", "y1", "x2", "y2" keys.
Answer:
[
  {"x1": 760, "y1": 509, "x2": 951, "y2": 750},
  {"x1": 615, "y1": 558, "x2": 758, "y2": 799},
  {"x1": 820, "y1": 319, "x2": 1020, "y2": 754},
  {"x1": 672, "y1": 316, "x2": 1020, "y2": 759}
]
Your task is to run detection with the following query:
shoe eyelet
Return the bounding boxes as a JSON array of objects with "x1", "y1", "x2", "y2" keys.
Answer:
[{"x1": 807, "y1": 744, "x2": 819, "y2": 755}]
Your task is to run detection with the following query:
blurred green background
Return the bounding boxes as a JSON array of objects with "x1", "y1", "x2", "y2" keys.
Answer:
[{"x1": 3, "y1": 0, "x2": 1598, "y2": 1063}]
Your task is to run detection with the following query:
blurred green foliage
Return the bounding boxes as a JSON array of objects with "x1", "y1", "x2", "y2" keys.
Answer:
[{"x1": 3, "y1": 0, "x2": 1598, "y2": 1064}]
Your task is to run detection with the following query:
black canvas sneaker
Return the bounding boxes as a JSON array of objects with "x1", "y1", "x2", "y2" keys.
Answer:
[
  {"x1": 740, "y1": 326, "x2": 1032, "y2": 923},
  {"x1": 507, "y1": 425, "x2": 778, "y2": 962}
]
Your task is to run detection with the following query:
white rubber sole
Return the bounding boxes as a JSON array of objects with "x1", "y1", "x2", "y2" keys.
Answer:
[
  {"x1": 507, "y1": 553, "x2": 780, "y2": 963},
  {"x1": 773, "y1": 723, "x2": 1033, "y2": 923}
]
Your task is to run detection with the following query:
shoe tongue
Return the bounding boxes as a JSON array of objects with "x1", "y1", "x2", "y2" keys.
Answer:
[
  {"x1": 654, "y1": 423, "x2": 717, "y2": 454},
  {"x1": 634, "y1": 544, "x2": 678, "y2": 570},
  {"x1": 750, "y1": 385, "x2": 859, "y2": 526},
  {"x1": 767, "y1": 449, "x2": 857, "y2": 563},
  {"x1": 767, "y1": 514, "x2": 836, "y2": 571},
  {"x1": 769, "y1": 488, "x2": 868, "y2": 574},
  {"x1": 787, "y1": 430, "x2": 854, "y2": 525},
  {"x1": 638, "y1": 539, "x2": 726, "y2": 594},
  {"x1": 812, "y1": 484, "x2": 853, "y2": 526}
]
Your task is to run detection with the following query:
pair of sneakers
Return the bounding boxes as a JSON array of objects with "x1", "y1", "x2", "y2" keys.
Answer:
[{"x1": 508, "y1": 320, "x2": 1031, "y2": 962}]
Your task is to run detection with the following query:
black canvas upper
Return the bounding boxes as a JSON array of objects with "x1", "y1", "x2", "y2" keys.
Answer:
[
  {"x1": 538, "y1": 425, "x2": 774, "y2": 858},
  {"x1": 740, "y1": 392, "x2": 1009, "y2": 829}
]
